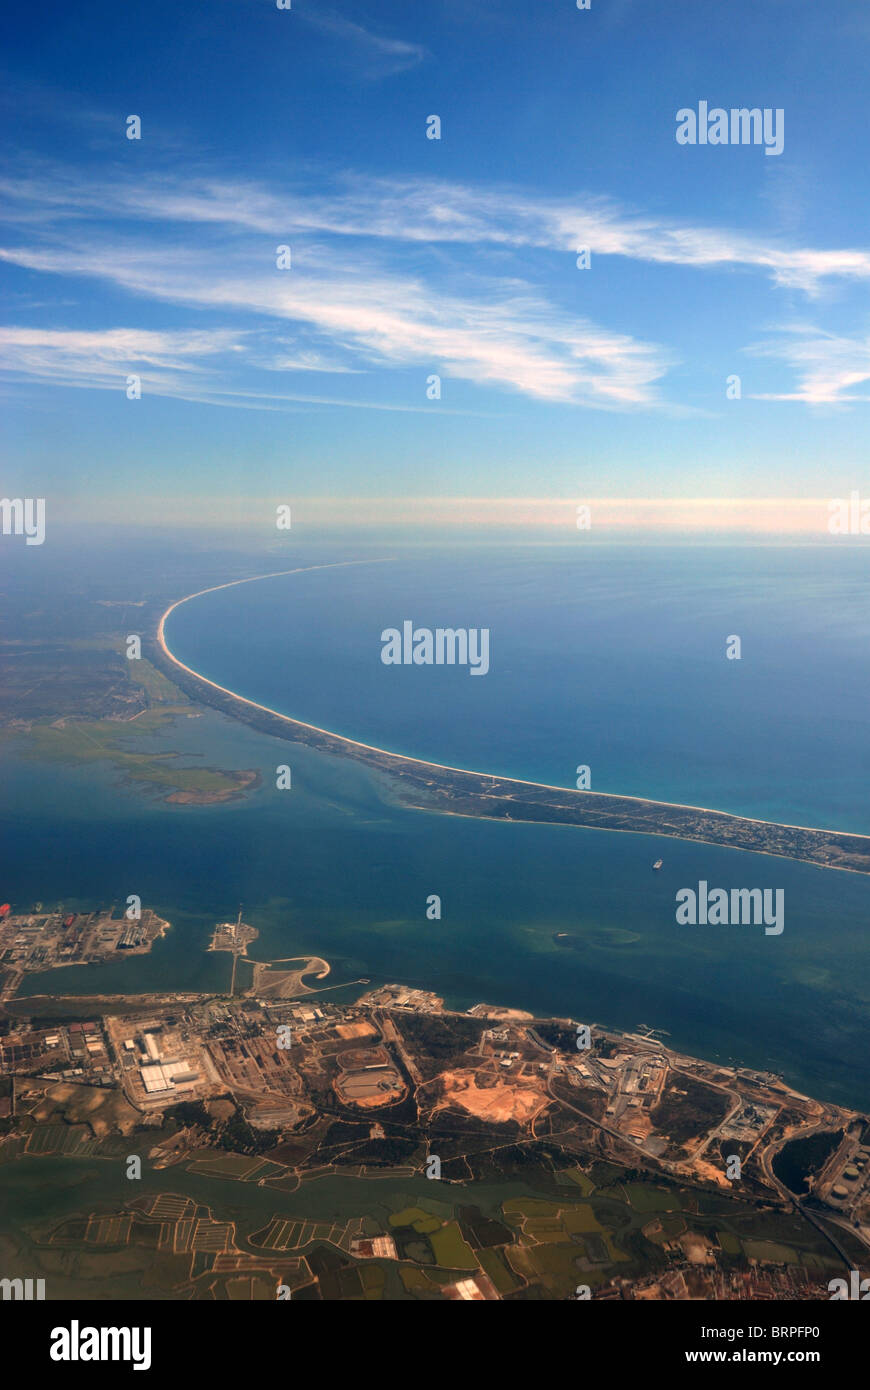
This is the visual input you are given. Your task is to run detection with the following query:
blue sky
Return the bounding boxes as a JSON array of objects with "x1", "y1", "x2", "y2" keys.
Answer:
[{"x1": 3, "y1": 0, "x2": 870, "y2": 527}]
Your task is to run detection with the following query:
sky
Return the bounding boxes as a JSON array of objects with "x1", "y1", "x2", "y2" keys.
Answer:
[{"x1": 2, "y1": 0, "x2": 870, "y2": 531}]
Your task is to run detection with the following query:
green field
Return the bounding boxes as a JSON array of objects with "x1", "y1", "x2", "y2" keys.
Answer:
[
  {"x1": 428, "y1": 1221, "x2": 478, "y2": 1269},
  {"x1": 626, "y1": 1183, "x2": 682, "y2": 1213},
  {"x1": 558, "y1": 1167, "x2": 596, "y2": 1194},
  {"x1": 742, "y1": 1239, "x2": 800, "y2": 1264}
]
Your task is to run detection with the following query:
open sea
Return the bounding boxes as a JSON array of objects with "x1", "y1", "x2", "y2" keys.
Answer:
[{"x1": 166, "y1": 544, "x2": 870, "y2": 831}]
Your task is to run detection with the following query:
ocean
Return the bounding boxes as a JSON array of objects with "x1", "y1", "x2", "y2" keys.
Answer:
[{"x1": 165, "y1": 543, "x2": 870, "y2": 832}]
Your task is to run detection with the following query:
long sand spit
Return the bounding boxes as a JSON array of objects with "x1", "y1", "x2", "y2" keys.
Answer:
[{"x1": 154, "y1": 563, "x2": 870, "y2": 876}]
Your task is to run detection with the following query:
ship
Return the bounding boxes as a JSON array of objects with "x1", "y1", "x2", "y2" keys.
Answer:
[{"x1": 652, "y1": 859, "x2": 663, "y2": 870}]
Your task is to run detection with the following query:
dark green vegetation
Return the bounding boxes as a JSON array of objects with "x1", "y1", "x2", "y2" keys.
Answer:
[
  {"x1": 773, "y1": 1130, "x2": 845, "y2": 1196},
  {"x1": 162, "y1": 1100, "x2": 210, "y2": 1129},
  {"x1": 393, "y1": 1012, "x2": 485, "y2": 1078},
  {"x1": 651, "y1": 1074, "x2": 730, "y2": 1149},
  {"x1": 216, "y1": 1109, "x2": 280, "y2": 1155},
  {"x1": 533, "y1": 1021, "x2": 578, "y2": 1051},
  {"x1": 534, "y1": 1020, "x2": 620, "y2": 1057}
]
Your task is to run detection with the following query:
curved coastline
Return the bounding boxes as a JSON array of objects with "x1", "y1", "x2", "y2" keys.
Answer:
[{"x1": 154, "y1": 564, "x2": 870, "y2": 875}]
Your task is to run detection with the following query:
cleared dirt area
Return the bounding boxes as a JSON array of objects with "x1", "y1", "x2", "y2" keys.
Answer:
[
  {"x1": 437, "y1": 1069, "x2": 550, "y2": 1126},
  {"x1": 247, "y1": 956, "x2": 329, "y2": 999},
  {"x1": 334, "y1": 1066, "x2": 404, "y2": 1108},
  {"x1": 41, "y1": 1081, "x2": 140, "y2": 1136},
  {"x1": 335, "y1": 1022, "x2": 377, "y2": 1041}
]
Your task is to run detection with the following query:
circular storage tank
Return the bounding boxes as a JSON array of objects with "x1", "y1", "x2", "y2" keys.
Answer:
[
  {"x1": 844, "y1": 1166, "x2": 860, "y2": 1179},
  {"x1": 832, "y1": 1184, "x2": 850, "y2": 1198}
]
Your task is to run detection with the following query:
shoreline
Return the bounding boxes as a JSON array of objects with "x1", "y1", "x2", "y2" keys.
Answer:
[{"x1": 154, "y1": 565, "x2": 870, "y2": 875}]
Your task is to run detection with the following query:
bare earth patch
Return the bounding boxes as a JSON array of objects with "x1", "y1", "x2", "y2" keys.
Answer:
[{"x1": 437, "y1": 1069, "x2": 550, "y2": 1126}]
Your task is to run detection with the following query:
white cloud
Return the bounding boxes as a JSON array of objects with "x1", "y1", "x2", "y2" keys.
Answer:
[
  {"x1": 6, "y1": 163, "x2": 870, "y2": 410},
  {"x1": 301, "y1": 11, "x2": 426, "y2": 77},
  {"x1": 0, "y1": 241, "x2": 673, "y2": 409},
  {"x1": 0, "y1": 325, "x2": 241, "y2": 394},
  {"x1": 4, "y1": 168, "x2": 867, "y2": 297},
  {"x1": 747, "y1": 325, "x2": 870, "y2": 404}
]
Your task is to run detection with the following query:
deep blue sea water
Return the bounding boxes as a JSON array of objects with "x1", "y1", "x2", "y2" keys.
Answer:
[{"x1": 166, "y1": 544, "x2": 870, "y2": 832}]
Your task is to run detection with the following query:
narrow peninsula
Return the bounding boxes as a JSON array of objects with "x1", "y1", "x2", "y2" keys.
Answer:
[{"x1": 152, "y1": 568, "x2": 870, "y2": 877}]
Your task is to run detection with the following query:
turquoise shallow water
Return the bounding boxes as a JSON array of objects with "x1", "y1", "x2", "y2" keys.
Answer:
[{"x1": 3, "y1": 701, "x2": 870, "y2": 1111}]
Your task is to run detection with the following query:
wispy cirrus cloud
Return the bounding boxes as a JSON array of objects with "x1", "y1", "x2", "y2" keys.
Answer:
[
  {"x1": 3, "y1": 167, "x2": 867, "y2": 296},
  {"x1": 0, "y1": 324, "x2": 472, "y2": 413},
  {"x1": 0, "y1": 239, "x2": 673, "y2": 408},
  {"x1": 299, "y1": 10, "x2": 426, "y2": 77},
  {"x1": 3, "y1": 160, "x2": 870, "y2": 412},
  {"x1": 0, "y1": 325, "x2": 242, "y2": 394},
  {"x1": 747, "y1": 325, "x2": 870, "y2": 404}
]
